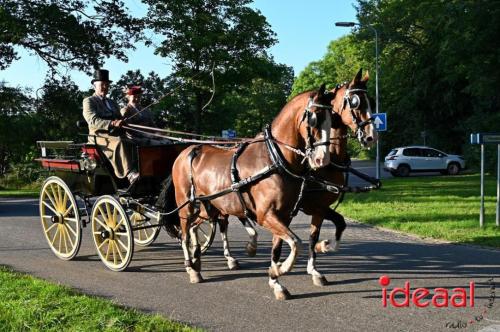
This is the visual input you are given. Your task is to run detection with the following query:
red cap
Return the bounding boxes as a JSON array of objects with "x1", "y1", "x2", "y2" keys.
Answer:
[{"x1": 126, "y1": 85, "x2": 143, "y2": 95}]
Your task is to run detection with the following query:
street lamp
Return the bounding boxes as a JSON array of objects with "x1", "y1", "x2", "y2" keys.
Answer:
[{"x1": 335, "y1": 21, "x2": 381, "y2": 179}]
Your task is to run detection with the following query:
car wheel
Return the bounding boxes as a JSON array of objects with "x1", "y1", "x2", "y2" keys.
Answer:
[
  {"x1": 397, "y1": 165, "x2": 410, "y2": 177},
  {"x1": 447, "y1": 163, "x2": 460, "y2": 175}
]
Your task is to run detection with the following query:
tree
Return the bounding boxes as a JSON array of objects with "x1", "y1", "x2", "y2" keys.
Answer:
[
  {"x1": 0, "y1": 0, "x2": 142, "y2": 72},
  {"x1": 143, "y1": 0, "x2": 278, "y2": 133},
  {"x1": 291, "y1": 35, "x2": 370, "y2": 98},
  {"x1": 354, "y1": 0, "x2": 500, "y2": 163},
  {"x1": 209, "y1": 60, "x2": 294, "y2": 137},
  {"x1": 35, "y1": 76, "x2": 84, "y2": 142},
  {"x1": 0, "y1": 85, "x2": 35, "y2": 174}
]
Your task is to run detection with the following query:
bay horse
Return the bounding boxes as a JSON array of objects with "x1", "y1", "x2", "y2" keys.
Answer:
[
  {"x1": 172, "y1": 84, "x2": 334, "y2": 300},
  {"x1": 301, "y1": 70, "x2": 377, "y2": 286},
  {"x1": 215, "y1": 69, "x2": 377, "y2": 286}
]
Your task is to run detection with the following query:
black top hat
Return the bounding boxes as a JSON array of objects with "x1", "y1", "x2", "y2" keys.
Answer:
[{"x1": 91, "y1": 69, "x2": 112, "y2": 83}]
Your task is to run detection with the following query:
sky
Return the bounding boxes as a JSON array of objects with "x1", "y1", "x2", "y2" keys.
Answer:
[{"x1": 0, "y1": 0, "x2": 358, "y2": 91}]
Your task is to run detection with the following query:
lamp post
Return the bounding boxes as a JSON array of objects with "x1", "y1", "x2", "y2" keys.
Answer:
[{"x1": 335, "y1": 21, "x2": 381, "y2": 179}]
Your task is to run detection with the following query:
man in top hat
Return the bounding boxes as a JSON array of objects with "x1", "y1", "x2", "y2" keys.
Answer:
[{"x1": 82, "y1": 69, "x2": 139, "y2": 185}]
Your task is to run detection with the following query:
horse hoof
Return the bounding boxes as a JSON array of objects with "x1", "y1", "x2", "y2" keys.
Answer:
[
  {"x1": 315, "y1": 240, "x2": 330, "y2": 253},
  {"x1": 274, "y1": 288, "x2": 291, "y2": 300},
  {"x1": 228, "y1": 259, "x2": 240, "y2": 270},
  {"x1": 312, "y1": 275, "x2": 328, "y2": 287},
  {"x1": 189, "y1": 272, "x2": 203, "y2": 284},
  {"x1": 246, "y1": 243, "x2": 257, "y2": 257}
]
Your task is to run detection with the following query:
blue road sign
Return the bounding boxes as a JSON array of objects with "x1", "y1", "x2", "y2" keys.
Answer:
[
  {"x1": 222, "y1": 129, "x2": 237, "y2": 138},
  {"x1": 372, "y1": 113, "x2": 387, "y2": 132}
]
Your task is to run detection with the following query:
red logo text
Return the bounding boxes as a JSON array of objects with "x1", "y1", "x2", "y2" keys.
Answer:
[{"x1": 379, "y1": 275, "x2": 475, "y2": 308}]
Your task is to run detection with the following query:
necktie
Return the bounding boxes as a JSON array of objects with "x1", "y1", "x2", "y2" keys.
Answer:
[{"x1": 103, "y1": 98, "x2": 112, "y2": 111}]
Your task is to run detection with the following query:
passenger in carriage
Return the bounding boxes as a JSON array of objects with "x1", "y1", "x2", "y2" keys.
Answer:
[
  {"x1": 120, "y1": 85, "x2": 155, "y2": 127},
  {"x1": 120, "y1": 85, "x2": 171, "y2": 144},
  {"x1": 82, "y1": 69, "x2": 139, "y2": 186}
]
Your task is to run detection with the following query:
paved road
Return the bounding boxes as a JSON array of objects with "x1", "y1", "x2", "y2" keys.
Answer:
[{"x1": 1, "y1": 193, "x2": 499, "y2": 331}]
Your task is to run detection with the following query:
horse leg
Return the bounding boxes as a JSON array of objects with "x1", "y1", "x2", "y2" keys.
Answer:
[
  {"x1": 219, "y1": 217, "x2": 239, "y2": 270},
  {"x1": 180, "y1": 213, "x2": 203, "y2": 284},
  {"x1": 189, "y1": 222, "x2": 202, "y2": 273},
  {"x1": 308, "y1": 215, "x2": 328, "y2": 286},
  {"x1": 238, "y1": 218, "x2": 258, "y2": 257},
  {"x1": 261, "y1": 215, "x2": 301, "y2": 300},
  {"x1": 316, "y1": 209, "x2": 346, "y2": 253},
  {"x1": 268, "y1": 235, "x2": 291, "y2": 300}
]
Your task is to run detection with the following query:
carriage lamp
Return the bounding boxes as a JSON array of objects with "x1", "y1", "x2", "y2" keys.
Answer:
[{"x1": 81, "y1": 152, "x2": 97, "y2": 171}]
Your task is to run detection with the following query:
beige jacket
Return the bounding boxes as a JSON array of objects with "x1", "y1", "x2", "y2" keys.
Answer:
[{"x1": 82, "y1": 94, "x2": 121, "y2": 135}]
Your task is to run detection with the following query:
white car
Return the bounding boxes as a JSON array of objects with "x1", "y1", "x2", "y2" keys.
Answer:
[{"x1": 384, "y1": 146, "x2": 466, "y2": 177}]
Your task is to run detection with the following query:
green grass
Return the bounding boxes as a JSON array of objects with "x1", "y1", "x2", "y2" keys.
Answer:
[
  {"x1": 0, "y1": 188, "x2": 39, "y2": 197},
  {"x1": 0, "y1": 266, "x2": 201, "y2": 332},
  {"x1": 338, "y1": 174, "x2": 500, "y2": 247}
]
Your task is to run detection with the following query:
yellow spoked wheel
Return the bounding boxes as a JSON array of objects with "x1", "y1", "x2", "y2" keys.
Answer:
[
  {"x1": 91, "y1": 196, "x2": 133, "y2": 271},
  {"x1": 130, "y1": 209, "x2": 161, "y2": 247},
  {"x1": 191, "y1": 219, "x2": 216, "y2": 254},
  {"x1": 39, "y1": 176, "x2": 82, "y2": 260}
]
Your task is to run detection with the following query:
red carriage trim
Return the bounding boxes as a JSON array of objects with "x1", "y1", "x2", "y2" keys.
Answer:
[{"x1": 36, "y1": 158, "x2": 81, "y2": 172}]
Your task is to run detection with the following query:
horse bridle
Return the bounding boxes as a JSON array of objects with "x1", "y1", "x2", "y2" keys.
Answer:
[
  {"x1": 300, "y1": 97, "x2": 333, "y2": 160},
  {"x1": 336, "y1": 87, "x2": 373, "y2": 144}
]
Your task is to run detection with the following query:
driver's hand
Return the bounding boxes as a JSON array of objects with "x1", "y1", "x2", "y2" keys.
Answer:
[{"x1": 110, "y1": 119, "x2": 124, "y2": 128}]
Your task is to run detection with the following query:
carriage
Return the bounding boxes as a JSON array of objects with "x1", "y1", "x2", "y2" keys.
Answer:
[{"x1": 36, "y1": 137, "x2": 217, "y2": 271}]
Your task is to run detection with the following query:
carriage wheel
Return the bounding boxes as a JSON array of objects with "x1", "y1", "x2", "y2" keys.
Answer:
[
  {"x1": 130, "y1": 209, "x2": 161, "y2": 247},
  {"x1": 191, "y1": 219, "x2": 216, "y2": 254},
  {"x1": 91, "y1": 196, "x2": 134, "y2": 271},
  {"x1": 39, "y1": 176, "x2": 82, "y2": 260}
]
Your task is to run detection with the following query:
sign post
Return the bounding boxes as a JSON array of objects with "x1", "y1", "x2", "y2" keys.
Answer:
[
  {"x1": 372, "y1": 113, "x2": 387, "y2": 180},
  {"x1": 470, "y1": 132, "x2": 500, "y2": 227}
]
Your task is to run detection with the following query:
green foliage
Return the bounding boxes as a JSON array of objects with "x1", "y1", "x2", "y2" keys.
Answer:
[
  {"x1": 294, "y1": 0, "x2": 500, "y2": 163},
  {"x1": 0, "y1": 266, "x2": 201, "y2": 331},
  {"x1": 354, "y1": 0, "x2": 500, "y2": 162},
  {"x1": 0, "y1": 0, "x2": 142, "y2": 72},
  {"x1": 0, "y1": 85, "x2": 36, "y2": 174},
  {"x1": 339, "y1": 174, "x2": 500, "y2": 247},
  {"x1": 143, "y1": 0, "x2": 284, "y2": 133},
  {"x1": 35, "y1": 76, "x2": 84, "y2": 141},
  {"x1": 291, "y1": 35, "x2": 371, "y2": 98}
]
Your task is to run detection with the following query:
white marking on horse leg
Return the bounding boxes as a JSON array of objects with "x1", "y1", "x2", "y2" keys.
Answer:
[
  {"x1": 181, "y1": 238, "x2": 191, "y2": 262},
  {"x1": 244, "y1": 224, "x2": 258, "y2": 247},
  {"x1": 244, "y1": 223, "x2": 258, "y2": 256},
  {"x1": 269, "y1": 261, "x2": 280, "y2": 279},
  {"x1": 278, "y1": 236, "x2": 299, "y2": 275},
  {"x1": 221, "y1": 230, "x2": 239, "y2": 270},
  {"x1": 316, "y1": 239, "x2": 340, "y2": 253}
]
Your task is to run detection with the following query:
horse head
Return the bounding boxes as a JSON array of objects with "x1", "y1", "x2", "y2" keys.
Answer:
[
  {"x1": 330, "y1": 69, "x2": 377, "y2": 148},
  {"x1": 299, "y1": 83, "x2": 333, "y2": 170}
]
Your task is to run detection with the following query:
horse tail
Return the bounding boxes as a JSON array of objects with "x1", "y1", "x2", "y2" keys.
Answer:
[{"x1": 156, "y1": 174, "x2": 182, "y2": 239}]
